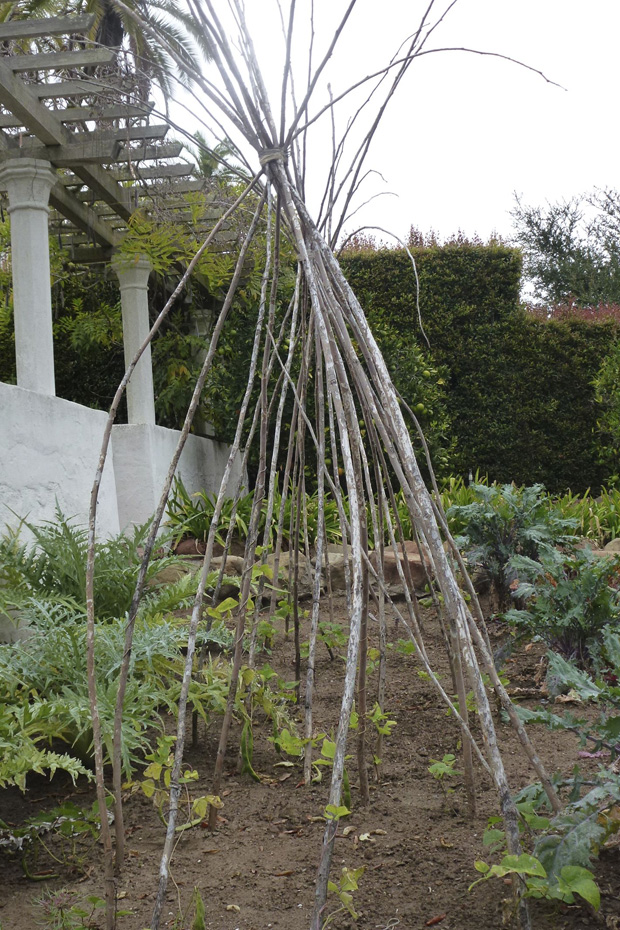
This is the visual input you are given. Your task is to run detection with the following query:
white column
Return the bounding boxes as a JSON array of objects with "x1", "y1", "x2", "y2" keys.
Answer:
[
  {"x1": 0, "y1": 158, "x2": 57, "y2": 395},
  {"x1": 112, "y1": 256, "x2": 155, "y2": 425}
]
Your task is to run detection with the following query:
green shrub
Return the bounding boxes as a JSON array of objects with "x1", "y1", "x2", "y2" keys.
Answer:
[
  {"x1": 448, "y1": 483, "x2": 577, "y2": 608},
  {"x1": 167, "y1": 477, "x2": 344, "y2": 548},
  {"x1": 0, "y1": 507, "x2": 183, "y2": 621},
  {"x1": 554, "y1": 487, "x2": 620, "y2": 546},
  {"x1": 506, "y1": 546, "x2": 620, "y2": 663},
  {"x1": 341, "y1": 246, "x2": 620, "y2": 492}
]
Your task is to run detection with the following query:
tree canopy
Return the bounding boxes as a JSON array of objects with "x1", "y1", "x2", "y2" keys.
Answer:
[{"x1": 512, "y1": 190, "x2": 620, "y2": 307}]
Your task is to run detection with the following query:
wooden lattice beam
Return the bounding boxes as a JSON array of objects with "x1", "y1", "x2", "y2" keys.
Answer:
[
  {"x1": 73, "y1": 123, "x2": 169, "y2": 144},
  {"x1": 0, "y1": 14, "x2": 95, "y2": 41},
  {"x1": 0, "y1": 102, "x2": 154, "y2": 129},
  {"x1": 13, "y1": 139, "x2": 120, "y2": 164},
  {"x1": 49, "y1": 181, "x2": 120, "y2": 247},
  {"x1": 0, "y1": 59, "x2": 135, "y2": 220},
  {"x1": 114, "y1": 142, "x2": 183, "y2": 161},
  {"x1": 0, "y1": 13, "x2": 192, "y2": 262},
  {"x1": 60, "y1": 163, "x2": 194, "y2": 185},
  {"x1": 7, "y1": 49, "x2": 115, "y2": 72},
  {"x1": 33, "y1": 80, "x2": 106, "y2": 99}
]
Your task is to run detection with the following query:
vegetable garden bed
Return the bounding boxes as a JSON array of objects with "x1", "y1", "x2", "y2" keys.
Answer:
[{"x1": 1, "y1": 596, "x2": 618, "y2": 930}]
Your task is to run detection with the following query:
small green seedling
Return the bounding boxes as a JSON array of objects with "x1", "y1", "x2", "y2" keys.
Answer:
[
  {"x1": 428, "y1": 753, "x2": 462, "y2": 805},
  {"x1": 125, "y1": 736, "x2": 221, "y2": 830},
  {"x1": 368, "y1": 702, "x2": 397, "y2": 737},
  {"x1": 394, "y1": 637, "x2": 416, "y2": 656},
  {"x1": 34, "y1": 889, "x2": 131, "y2": 929},
  {"x1": 323, "y1": 866, "x2": 365, "y2": 927},
  {"x1": 470, "y1": 856, "x2": 600, "y2": 912},
  {"x1": 313, "y1": 738, "x2": 352, "y2": 810}
]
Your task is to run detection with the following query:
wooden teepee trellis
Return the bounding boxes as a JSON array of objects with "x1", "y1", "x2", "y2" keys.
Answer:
[{"x1": 78, "y1": 4, "x2": 562, "y2": 930}]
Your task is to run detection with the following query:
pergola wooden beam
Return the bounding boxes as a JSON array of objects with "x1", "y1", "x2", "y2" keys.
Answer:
[
  {"x1": 0, "y1": 56, "x2": 75, "y2": 145},
  {"x1": 0, "y1": 13, "x2": 194, "y2": 264},
  {"x1": 0, "y1": 13, "x2": 95, "y2": 41},
  {"x1": 69, "y1": 246, "x2": 113, "y2": 264},
  {"x1": 72, "y1": 163, "x2": 133, "y2": 219},
  {"x1": 8, "y1": 49, "x2": 115, "y2": 73},
  {"x1": 0, "y1": 61, "x2": 135, "y2": 218},
  {"x1": 74, "y1": 178, "x2": 206, "y2": 204},
  {"x1": 115, "y1": 141, "x2": 183, "y2": 161},
  {"x1": 60, "y1": 163, "x2": 195, "y2": 185},
  {"x1": 14, "y1": 139, "x2": 120, "y2": 164},
  {"x1": 49, "y1": 181, "x2": 120, "y2": 247},
  {"x1": 113, "y1": 163, "x2": 194, "y2": 180},
  {"x1": 0, "y1": 102, "x2": 154, "y2": 129},
  {"x1": 73, "y1": 122, "x2": 169, "y2": 144},
  {"x1": 33, "y1": 80, "x2": 106, "y2": 99}
]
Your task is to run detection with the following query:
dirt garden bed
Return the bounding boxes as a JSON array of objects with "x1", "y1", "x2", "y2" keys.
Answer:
[{"x1": 1, "y1": 598, "x2": 619, "y2": 930}]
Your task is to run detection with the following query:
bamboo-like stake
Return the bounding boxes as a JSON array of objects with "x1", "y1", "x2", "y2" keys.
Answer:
[
  {"x1": 320, "y1": 235, "x2": 531, "y2": 860},
  {"x1": 206, "y1": 186, "x2": 276, "y2": 826},
  {"x1": 292, "y1": 423, "x2": 305, "y2": 705},
  {"x1": 304, "y1": 337, "x2": 326, "y2": 784},
  {"x1": 397, "y1": 399, "x2": 560, "y2": 813},
  {"x1": 373, "y1": 477, "x2": 388, "y2": 777},
  {"x1": 110, "y1": 188, "x2": 268, "y2": 869},
  {"x1": 148, "y1": 193, "x2": 271, "y2": 929},
  {"x1": 248, "y1": 268, "x2": 302, "y2": 661}
]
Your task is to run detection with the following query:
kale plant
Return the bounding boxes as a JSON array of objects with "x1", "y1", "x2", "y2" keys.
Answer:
[
  {"x1": 506, "y1": 546, "x2": 620, "y2": 664},
  {"x1": 448, "y1": 483, "x2": 577, "y2": 609}
]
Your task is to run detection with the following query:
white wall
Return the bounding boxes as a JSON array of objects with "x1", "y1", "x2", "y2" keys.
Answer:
[
  {"x1": 0, "y1": 382, "x2": 242, "y2": 539},
  {"x1": 0, "y1": 382, "x2": 120, "y2": 537},
  {"x1": 112, "y1": 423, "x2": 242, "y2": 532}
]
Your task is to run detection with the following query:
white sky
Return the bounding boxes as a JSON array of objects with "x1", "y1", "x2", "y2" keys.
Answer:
[{"x1": 173, "y1": 0, "x2": 620, "y2": 244}]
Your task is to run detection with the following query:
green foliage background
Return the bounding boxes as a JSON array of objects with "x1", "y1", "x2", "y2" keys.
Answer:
[
  {"x1": 340, "y1": 245, "x2": 620, "y2": 493},
  {"x1": 1, "y1": 220, "x2": 619, "y2": 490}
]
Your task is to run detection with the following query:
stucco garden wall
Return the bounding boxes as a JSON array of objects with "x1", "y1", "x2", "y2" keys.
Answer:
[
  {"x1": 112, "y1": 423, "x2": 241, "y2": 531},
  {"x1": 0, "y1": 382, "x2": 120, "y2": 537},
  {"x1": 0, "y1": 382, "x2": 240, "y2": 539}
]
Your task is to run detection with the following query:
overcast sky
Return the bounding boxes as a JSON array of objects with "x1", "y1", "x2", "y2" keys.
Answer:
[{"x1": 175, "y1": 0, "x2": 620, "y2": 245}]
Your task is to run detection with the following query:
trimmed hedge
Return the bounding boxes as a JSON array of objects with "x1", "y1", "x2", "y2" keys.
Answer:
[{"x1": 341, "y1": 245, "x2": 620, "y2": 493}]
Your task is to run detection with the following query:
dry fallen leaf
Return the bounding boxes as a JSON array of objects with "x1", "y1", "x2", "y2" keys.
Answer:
[
  {"x1": 342, "y1": 826, "x2": 356, "y2": 837},
  {"x1": 555, "y1": 689, "x2": 583, "y2": 705}
]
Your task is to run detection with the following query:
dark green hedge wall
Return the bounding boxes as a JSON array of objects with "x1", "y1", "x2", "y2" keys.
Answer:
[{"x1": 341, "y1": 246, "x2": 619, "y2": 493}]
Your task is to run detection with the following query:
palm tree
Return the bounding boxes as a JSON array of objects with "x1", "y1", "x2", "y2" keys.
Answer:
[
  {"x1": 0, "y1": 0, "x2": 212, "y2": 101},
  {"x1": 189, "y1": 131, "x2": 248, "y2": 183}
]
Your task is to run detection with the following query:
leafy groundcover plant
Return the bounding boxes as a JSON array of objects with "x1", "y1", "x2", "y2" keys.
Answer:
[
  {"x1": 447, "y1": 483, "x2": 578, "y2": 609},
  {"x1": 0, "y1": 510, "x2": 233, "y2": 789},
  {"x1": 506, "y1": 546, "x2": 620, "y2": 664},
  {"x1": 476, "y1": 633, "x2": 620, "y2": 917}
]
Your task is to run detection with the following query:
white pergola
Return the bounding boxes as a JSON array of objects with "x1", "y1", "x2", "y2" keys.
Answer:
[
  {"x1": 0, "y1": 12, "x2": 236, "y2": 423},
  {"x1": 0, "y1": 14, "x2": 241, "y2": 535}
]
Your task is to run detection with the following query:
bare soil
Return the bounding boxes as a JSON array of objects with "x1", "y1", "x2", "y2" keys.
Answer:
[{"x1": 2, "y1": 598, "x2": 620, "y2": 930}]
